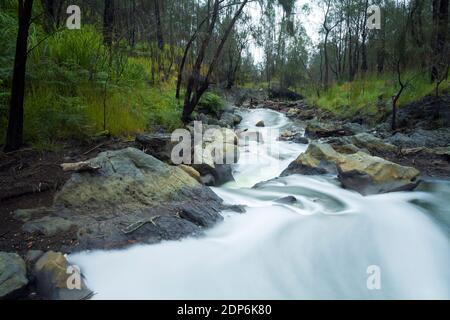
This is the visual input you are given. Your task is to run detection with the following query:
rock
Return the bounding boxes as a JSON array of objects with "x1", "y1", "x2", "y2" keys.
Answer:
[
  {"x1": 220, "y1": 112, "x2": 242, "y2": 127},
  {"x1": 292, "y1": 134, "x2": 309, "y2": 144},
  {"x1": 135, "y1": 133, "x2": 175, "y2": 162},
  {"x1": 179, "y1": 206, "x2": 223, "y2": 228},
  {"x1": 343, "y1": 133, "x2": 397, "y2": 154},
  {"x1": 281, "y1": 142, "x2": 343, "y2": 176},
  {"x1": 275, "y1": 196, "x2": 297, "y2": 204},
  {"x1": 282, "y1": 142, "x2": 421, "y2": 195},
  {"x1": 33, "y1": 251, "x2": 92, "y2": 300},
  {"x1": 387, "y1": 133, "x2": 418, "y2": 149},
  {"x1": 22, "y1": 216, "x2": 77, "y2": 237},
  {"x1": 269, "y1": 88, "x2": 304, "y2": 101},
  {"x1": 13, "y1": 207, "x2": 55, "y2": 223},
  {"x1": 25, "y1": 250, "x2": 44, "y2": 265},
  {"x1": 337, "y1": 153, "x2": 421, "y2": 195},
  {"x1": 305, "y1": 120, "x2": 347, "y2": 139},
  {"x1": 223, "y1": 205, "x2": 247, "y2": 213},
  {"x1": 256, "y1": 120, "x2": 265, "y2": 127},
  {"x1": 191, "y1": 127, "x2": 239, "y2": 186},
  {"x1": 332, "y1": 143, "x2": 365, "y2": 155},
  {"x1": 342, "y1": 123, "x2": 366, "y2": 135},
  {"x1": 52, "y1": 148, "x2": 223, "y2": 250},
  {"x1": 0, "y1": 252, "x2": 28, "y2": 299},
  {"x1": 178, "y1": 165, "x2": 201, "y2": 183}
]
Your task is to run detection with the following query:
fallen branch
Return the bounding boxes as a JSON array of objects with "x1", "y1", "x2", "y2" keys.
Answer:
[
  {"x1": 60, "y1": 161, "x2": 101, "y2": 173},
  {"x1": 83, "y1": 142, "x2": 106, "y2": 156},
  {"x1": 121, "y1": 216, "x2": 160, "y2": 235}
]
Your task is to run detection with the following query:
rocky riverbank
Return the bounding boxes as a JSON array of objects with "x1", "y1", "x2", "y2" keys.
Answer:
[
  {"x1": 0, "y1": 105, "x2": 244, "y2": 300},
  {"x1": 1, "y1": 90, "x2": 448, "y2": 300},
  {"x1": 243, "y1": 93, "x2": 450, "y2": 179}
]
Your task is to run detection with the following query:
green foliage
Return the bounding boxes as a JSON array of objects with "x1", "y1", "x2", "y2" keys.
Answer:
[
  {"x1": 0, "y1": 18, "x2": 183, "y2": 148},
  {"x1": 198, "y1": 92, "x2": 225, "y2": 117},
  {"x1": 307, "y1": 72, "x2": 439, "y2": 119}
]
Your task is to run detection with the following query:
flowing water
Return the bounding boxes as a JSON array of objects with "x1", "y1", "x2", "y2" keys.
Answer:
[{"x1": 69, "y1": 109, "x2": 450, "y2": 300}]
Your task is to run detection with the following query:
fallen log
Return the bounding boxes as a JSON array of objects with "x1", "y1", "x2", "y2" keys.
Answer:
[{"x1": 60, "y1": 161, "x2": 101, "y2": 173}]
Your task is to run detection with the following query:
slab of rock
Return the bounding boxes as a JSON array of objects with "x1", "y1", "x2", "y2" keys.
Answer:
[
  {"x1": 33, "y1": 251, "x2": 92, "y2": 300},
  {"x1": 0, "y1": 252, "x2": 28, "y2": 299},
  {"x1": 51, "y1": 148, "x2": 223, "y2": 250},
  {"x1": 282, "y1": 142, "x2": 420, "y2": 195}
]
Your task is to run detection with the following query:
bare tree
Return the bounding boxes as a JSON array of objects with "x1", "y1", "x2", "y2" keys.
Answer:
[
  {"x1": 181, "y1": 0, "x2": 249, "y2": 123},
  {"x1": 4, "y1": 0, "x2": 34, "y2": 152}
]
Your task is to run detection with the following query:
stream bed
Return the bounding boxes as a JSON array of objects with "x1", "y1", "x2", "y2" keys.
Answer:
[{"x1": 69, "y1": 109, "x2": 450, "y2": 300}]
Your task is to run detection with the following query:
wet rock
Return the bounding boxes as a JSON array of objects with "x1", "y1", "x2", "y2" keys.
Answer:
[
  {"x1": 33, "y1": 251, "x2": 92, "y2": 300},
  {"x1": 256, "y1": 120, "x2": 265, "y2": 127},
  {"x1": 282, "y1": 142, "x2": 421, "y2": 195},
  {"x1": 0, "y1": 252, "x2": 28, "y2": 299},
  {"x1": 223, "y1": 205, "x2": 247, "y2": 213},
  {"x1": 275, "y1": 196, "x2": 298, "y2": 204}
]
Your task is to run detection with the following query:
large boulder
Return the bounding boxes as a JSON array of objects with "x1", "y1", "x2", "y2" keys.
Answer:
[
  {"x1": 51, "y1": 148, "x2": 223, "y2": 250},
  {"x1": 282, "y1": 142, "x2": 420, "y2": 195},
  {"x1": 192, "y1": 127, "x2": 239, "y2": 186},
  {"x1": 337, "y1": 153, "x2": 421, "y2": 195},
  {"x1": 33, "y1": 251, "x2": 92, "y2": 300},
  {"x1": 0, "y1": 252, "x2": 28, "y2": 299}
]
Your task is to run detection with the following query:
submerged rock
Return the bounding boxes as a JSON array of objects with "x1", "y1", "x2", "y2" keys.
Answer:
[
  {"x1": 0, "y1": 252, "x2": 28, "y2": 299},
  {"x1": 282, "y1": 142, "x2": 420, "y2": 195},
  {"x1": 256, "y1": 120, "x2": 265, "y2": 127}
]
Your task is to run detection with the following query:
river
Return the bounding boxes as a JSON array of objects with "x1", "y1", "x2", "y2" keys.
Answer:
[{"x1": 69, "y1": 108, "x2": 450, "y2": 300}]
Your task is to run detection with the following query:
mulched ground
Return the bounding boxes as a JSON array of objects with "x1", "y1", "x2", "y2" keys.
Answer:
[{"x1": 0, "y1": 137, "x2": 134, "y2": 255}]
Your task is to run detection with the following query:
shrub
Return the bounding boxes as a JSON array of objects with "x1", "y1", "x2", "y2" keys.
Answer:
[{"x1": 198, "y1": 92, "x2": 225, "y2": 117}]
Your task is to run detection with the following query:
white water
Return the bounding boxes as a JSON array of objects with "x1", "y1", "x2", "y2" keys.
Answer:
[{"x1": 69, "y1": 109, "x2": 450, "y2": 300}]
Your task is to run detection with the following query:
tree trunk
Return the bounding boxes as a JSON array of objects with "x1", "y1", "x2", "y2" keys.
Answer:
[
  {"x1": 431, "y1": 0, "x2": 449, "y2": 81},
  {"x1": 154, "y1": 0, "x2": 164, "y2": 50},
  {"x1": 103, "y1": 0, "x2": 114, "y2": 48},
  {"x1": 4, "y1": 0, "x2": 34, "y2": 152},
  {"x1": 182, "y1": 0, "x2": 249, "y2": 122}
]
